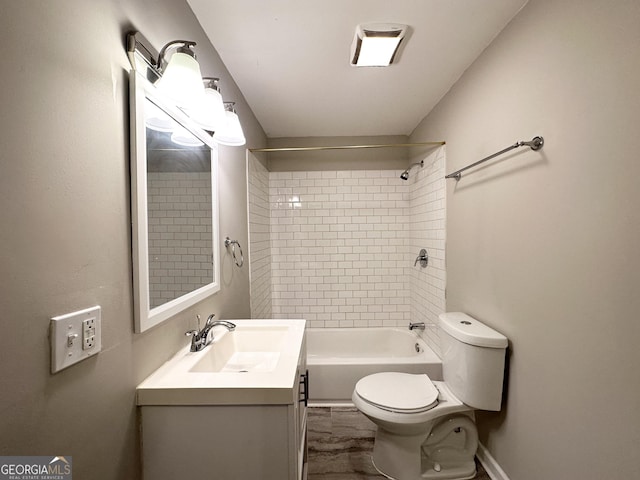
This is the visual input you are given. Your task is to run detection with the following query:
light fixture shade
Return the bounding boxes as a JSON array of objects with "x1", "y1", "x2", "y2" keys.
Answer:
[
  {"x1": 156, "y1": 51, "x2": 205, "y2": 108},
  {"x1": 171, "y1": 125, "x2": 204, "y2": 147},
  {"x1": 144, "y1": 100, "x2": 174, "y2": 132},
  {"x1": 213, "y1": 109, "x2": 246, "y2": 146},
  {"x1": 187, "y1": 81, "x2": 227, "y2": 131},
  {"x1": 351, "y1": 23, "x2": 408, "y2": 67}
]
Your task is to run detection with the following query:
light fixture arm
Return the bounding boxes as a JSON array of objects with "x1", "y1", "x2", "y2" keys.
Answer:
[
  {"x1": 202, "y1": 77, "x2": 222, "y2": 92},
  {"x1": 156, "y1": 40, "x2": 198, "y2": 71},
  {"x1": 223, "y1": 101, "x2": 237, "y2": 113}
]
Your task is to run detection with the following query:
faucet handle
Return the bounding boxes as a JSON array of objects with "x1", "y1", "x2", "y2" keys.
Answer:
[
  {"x1": 185, "y1": 329, "x2": 203, "y2": 352},
  {"x1": 414, "y1": 249, "x2": 429, "y2": 268}
]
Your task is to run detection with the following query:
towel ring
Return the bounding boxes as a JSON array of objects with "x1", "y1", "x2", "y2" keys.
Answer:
[{"x1": 224, "y1": 237, "x2": 244, "y2": 268}]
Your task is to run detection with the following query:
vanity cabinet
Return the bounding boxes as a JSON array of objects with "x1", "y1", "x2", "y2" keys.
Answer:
[{"x1": 138, "y1": 325, "x2": 307, "y2": 480}]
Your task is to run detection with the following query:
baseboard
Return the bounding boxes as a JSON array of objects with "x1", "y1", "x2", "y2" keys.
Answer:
[{"x1": 477, "y1": 443, "x2": 510, "y2": 480}]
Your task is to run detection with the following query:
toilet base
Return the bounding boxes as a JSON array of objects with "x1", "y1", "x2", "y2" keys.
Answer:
[
  {"x1": 421, "y1": 461, "x2": 476, "y2": 480},
  {"x1": 370, "y1": 414, "x2": 478, "y2": 480},
  {"x1": 372, "y1": 429, "x2": 427, "y2": 479},
  {"x1": 372, "y1": 456, "x2": 476, "y2": 480}
]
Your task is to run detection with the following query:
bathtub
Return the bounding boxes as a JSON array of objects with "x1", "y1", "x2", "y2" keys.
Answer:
[{"x1": 306, "y1": 327, "x2": 442, "y2": 405}]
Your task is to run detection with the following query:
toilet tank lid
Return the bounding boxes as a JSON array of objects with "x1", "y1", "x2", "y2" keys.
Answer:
[{"x1": 439, "y1": 312, "x2": 508, "y2": 348}]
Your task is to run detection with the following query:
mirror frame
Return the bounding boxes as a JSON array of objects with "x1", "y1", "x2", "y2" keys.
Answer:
[{"x1": 130, "y1": 72, "x2": 221, "y2": 333}]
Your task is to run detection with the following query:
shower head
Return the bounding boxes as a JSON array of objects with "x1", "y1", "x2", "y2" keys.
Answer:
[{"x1": 399, "y1": 160, "x2": 424, "y2": 180}]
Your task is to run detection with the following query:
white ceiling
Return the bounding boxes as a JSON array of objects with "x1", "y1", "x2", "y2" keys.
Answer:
[{"x1": 187, "y1": 0, "x2": 528, "y2": 138}]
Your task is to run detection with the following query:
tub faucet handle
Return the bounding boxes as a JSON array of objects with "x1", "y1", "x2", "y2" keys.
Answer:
[{"x1": 414, "y1": 249, "x2": 429, "y2": 268}]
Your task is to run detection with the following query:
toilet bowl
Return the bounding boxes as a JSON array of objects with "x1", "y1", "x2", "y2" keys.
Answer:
[
  {"x1": 352, "y1": 313, "x2": 508, "y2": 480},
  {"x1": 352, "y1": 374, "x2": 477, "y2": 480}
]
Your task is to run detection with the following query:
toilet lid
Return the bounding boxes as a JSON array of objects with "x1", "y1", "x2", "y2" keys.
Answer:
[{"x1": 355, "y1": 372, "x2": 439, "y2": 413}]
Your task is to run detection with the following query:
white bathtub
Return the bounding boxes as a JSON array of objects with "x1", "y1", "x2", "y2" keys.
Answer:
[{"x1": 306, "y1": 327, "x2": 442, "y2": 405}]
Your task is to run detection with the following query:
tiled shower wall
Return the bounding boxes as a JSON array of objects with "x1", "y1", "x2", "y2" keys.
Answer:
[
  {"x1": 247, "y1": 157, "x2": 272, "y2": 318},
  {"x1": 247, "y1": 147, "x2": 446, "y2": 354},
  {"x1": 269, "y1": 169, "x2": 410, "y2": 328},
  {"x1": 407, "y1": 148, "x2": 446, "y2": 356}
]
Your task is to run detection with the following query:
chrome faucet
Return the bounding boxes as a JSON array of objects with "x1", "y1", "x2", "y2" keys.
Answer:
[
  {"x1": 409, "y1": 322, "x2": 426, "y2": 331},
  {"x1": 185, "y1": 314, "x2": 236, "y2": 352},
  {"x1": 201, "y1": 315, "x2": 236, "y2": 344}
]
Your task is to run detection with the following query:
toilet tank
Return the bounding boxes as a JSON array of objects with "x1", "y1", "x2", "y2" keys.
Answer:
[{"x1": 439, "y1": 312, "x2": 508, "y2": 411}]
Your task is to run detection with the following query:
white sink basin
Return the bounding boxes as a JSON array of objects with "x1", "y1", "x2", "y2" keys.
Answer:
[
  {"x1": 189, "y1": 326, "x2": 288, "y2": 373},
  {"x1": 136, "y1": 319, "x2": 306, "y2": 406},
  {"x1": 213, "y1": 351, "x2": 280, "y2": 373}
]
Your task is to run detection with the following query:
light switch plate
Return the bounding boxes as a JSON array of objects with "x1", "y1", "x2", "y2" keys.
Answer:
[{"x1": 51, "y1": 306, "x2": 102, "y2": 373}]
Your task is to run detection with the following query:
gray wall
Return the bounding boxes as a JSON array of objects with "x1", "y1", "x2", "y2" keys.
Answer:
[
  {"x1": 410, "y1": 0, "x2": 640, "y2": 478},
  {"x1": 0, "y1": 1, "x2": 265, "y2": 478}
]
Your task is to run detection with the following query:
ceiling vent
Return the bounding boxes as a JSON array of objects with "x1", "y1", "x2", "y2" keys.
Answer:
[{"x1": 350, "y1": 23, "x2": 408, "y2": 67}]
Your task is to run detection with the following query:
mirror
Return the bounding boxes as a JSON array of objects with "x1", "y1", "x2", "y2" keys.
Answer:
[{"x1": 130, "y1": 73, "x2": 220, "y2": 333}]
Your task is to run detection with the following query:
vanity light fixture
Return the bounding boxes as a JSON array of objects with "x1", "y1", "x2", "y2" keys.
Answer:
[
  {"x1": 155, "y1": 40, "x2": 205, "y2": 108},
  {"x1": 350, "y1": 23, "x2": 408, "y2": 67},
  {"x1": 127, "y1": 32, "x2": 246, "y2": 147},
  {"x1": 186, "y1": 78, "x2": 227, "y2": 132},
  {"x1": 213, "y1": 102, "x2": 246, "y2": 146}
]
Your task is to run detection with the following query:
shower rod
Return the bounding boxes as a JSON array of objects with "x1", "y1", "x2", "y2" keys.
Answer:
[
  {"x1": 249, "y1": 141, "x2": 445, "y2": 153},
  {"x1": 445, "y1": 136, "x2": 544, "y2": 181}
]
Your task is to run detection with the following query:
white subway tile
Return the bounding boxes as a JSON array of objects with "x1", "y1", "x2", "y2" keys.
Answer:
[{"x1": 250, "y1": 154, "x2": 445, "y2": 333}]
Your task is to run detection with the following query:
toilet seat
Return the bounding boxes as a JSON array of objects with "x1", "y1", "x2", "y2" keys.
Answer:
[{"x1": 354, "y1": 372, "x2": 439, "y2": 413}]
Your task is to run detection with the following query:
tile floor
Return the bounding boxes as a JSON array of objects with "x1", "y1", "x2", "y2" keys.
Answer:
[{"x1": 307, "y1": 407, "x2": 490, "y2": 480}]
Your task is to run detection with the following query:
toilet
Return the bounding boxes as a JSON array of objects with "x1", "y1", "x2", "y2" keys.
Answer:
[{"x1": 352, "y1": 312, "x2": 508, "y2": 480}]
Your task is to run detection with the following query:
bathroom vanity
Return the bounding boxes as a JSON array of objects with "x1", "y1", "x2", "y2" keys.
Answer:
[{"x1": 137, "y1": 319, "x2": 308, "y2": 480}]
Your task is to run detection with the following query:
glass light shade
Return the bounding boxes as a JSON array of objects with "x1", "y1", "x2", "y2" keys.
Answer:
[
  {"x1": 144, "y1": 100, "x2": 174, "y2": 132},
  {"x1": 187, "y1": 87, "x2": 226, "y2": 131},
  {"x1": 155, "y1": 52, "x2": 205, "y2": 108},
  {"x1": 171, "y1": 125, "x2": 204, "y2": 147},
  {"x1": 213, "y1": 110, "x2": 246, "y2": 146}
]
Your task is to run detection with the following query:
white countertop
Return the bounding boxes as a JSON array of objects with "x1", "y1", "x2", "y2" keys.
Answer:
[{"x1": 136, "y1": 319, "x2": 306, "y2": 406}]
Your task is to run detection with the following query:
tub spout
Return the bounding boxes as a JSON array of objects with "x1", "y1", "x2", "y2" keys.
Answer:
[{"x1": 409, "y1": 322, "x2": 425, "y2": 331}]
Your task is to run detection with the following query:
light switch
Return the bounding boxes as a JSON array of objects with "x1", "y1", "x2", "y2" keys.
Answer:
[{"x1": 51, "y1": 306, "x2": 102, "y2": 373}]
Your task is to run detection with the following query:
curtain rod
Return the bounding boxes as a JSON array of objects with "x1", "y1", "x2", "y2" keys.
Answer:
[{"x1": 248, "y1": 141, "x2": 445, "y2": 153}]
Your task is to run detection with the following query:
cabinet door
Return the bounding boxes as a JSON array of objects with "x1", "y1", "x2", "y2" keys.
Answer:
[{"x1": 141, "y1": 405, "x2": 291, "y2": 480}]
